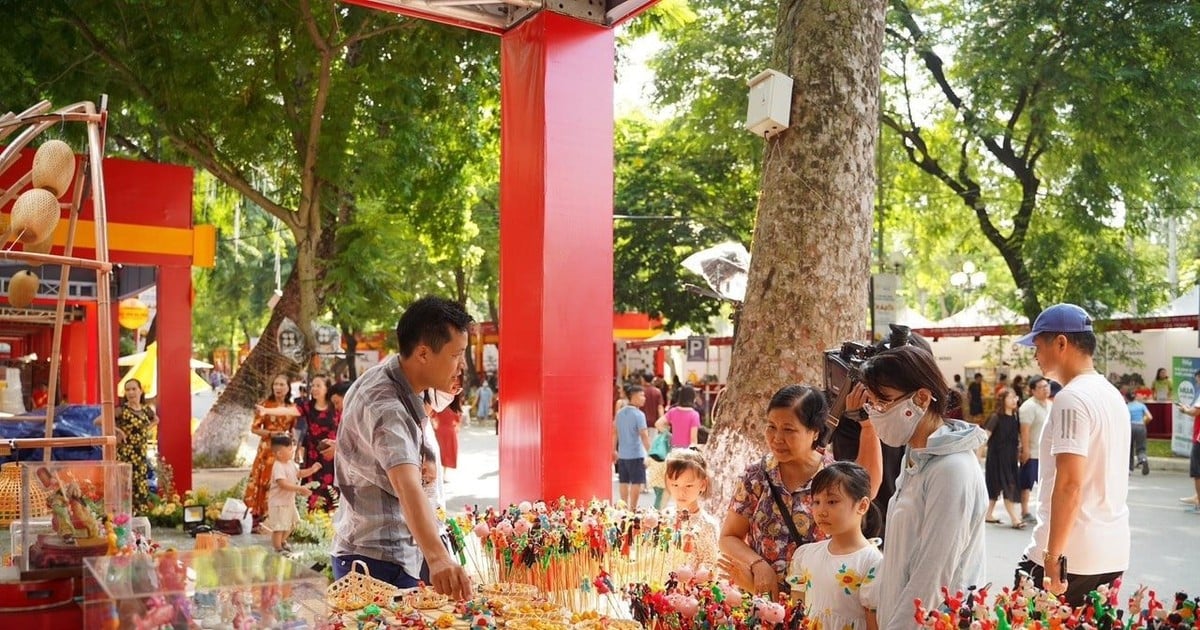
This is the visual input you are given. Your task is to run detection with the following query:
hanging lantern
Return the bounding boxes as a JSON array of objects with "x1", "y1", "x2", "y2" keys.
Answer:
[
  {"x1": 118, "y1": 298, "x2": 151, "y2": 330},
  {"x1": 7, "y1": 269, "x2": 40, "y2": 308},
  {"x1": 25, "y1": 235, "x2": 54, "y2": 254},
  {"x1": 10, "y1": 188, "x2": 61, "y2": 244},
  {"x1": 32, "y1": 139, "x2": 75, "y2": 198}
]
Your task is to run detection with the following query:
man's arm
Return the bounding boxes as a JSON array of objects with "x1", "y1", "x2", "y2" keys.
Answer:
[
  {"x1": 386, "y1": 463, "x2": 471, "y2": 599},
  {"x1": 1044, "y1": 452, "x2": 1086, "y2": 594},
  {"x1": 640, "y1": 427, "x2": 650, "y2": 451},
  {"x1": 1019, "y1": 423, "x2": 1031, "y2": 464}
]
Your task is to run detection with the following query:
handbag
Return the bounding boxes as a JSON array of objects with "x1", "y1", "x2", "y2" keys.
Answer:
[
  {"x1": 648, "y1": 431, "x2": 671, "y2": 461},
  {"x1": 763, "y1": 458, "x2": 805, "y2": 546}
]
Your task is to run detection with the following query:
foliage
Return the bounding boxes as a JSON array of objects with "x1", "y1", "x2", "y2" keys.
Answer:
[
  {"x1": 612, "y1": 117, "x2": 755, "y2": 330},
  {"x1": 881, "y1": 0, "x2": 1200, "y2": 321},
  {"x1": 192, "y1": 171, "x2": 291, "y2": 358},
  {"x1": 611, "y1": 0, "x2": 768, "y2": 330}
]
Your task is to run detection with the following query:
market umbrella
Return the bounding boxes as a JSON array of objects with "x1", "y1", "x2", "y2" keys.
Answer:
[
  {"x1": 117, "y1": 342, "x2": 212, "y2": 398},
  {"x1": 119, "y1": 348, "x2": 213, "y2": 369}
]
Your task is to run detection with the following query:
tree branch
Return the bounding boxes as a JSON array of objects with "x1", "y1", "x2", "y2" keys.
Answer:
[
  {"x1": 297, "y1": 0, "x2": 336, "y2": 231},
  {"x1": 110, "y1": 133, "x2": 157, "y2": 162},
  {"x1": 338, "y1": 19, "x2": 417, "y2": 51},
  {"x1": 65, "y1": 9, "x2": 298, "y2": 231},
  {"x1": 891, "y1": 0, "x2": 1030, "y2": 178},
  {"x1": 168, "y1": 133, "x2": 300, "y2": 233}
]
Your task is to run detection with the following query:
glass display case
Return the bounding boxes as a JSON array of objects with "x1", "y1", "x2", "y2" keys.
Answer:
[
  {"x1": 83, "y1": 547, "x2": 330, "y2": 629},
  {"x1": 18, "y1": 460, "x2": 132, "y2": 570}
]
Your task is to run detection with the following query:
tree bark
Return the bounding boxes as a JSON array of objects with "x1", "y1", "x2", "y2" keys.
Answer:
[
  {"x1": 192, "y1": 267, "x2": 304, "y2": 465},
  {"x1": 705, "y1": 0, "x2": 886, "y2": 510},
  {"x1": 192, "y1": 218, "x2": 337, "y2": 465}
]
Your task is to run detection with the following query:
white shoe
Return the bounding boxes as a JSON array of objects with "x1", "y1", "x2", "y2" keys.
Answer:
[{"x1": 1180, "y1": 496, "x2": 1199, "y2": 505}]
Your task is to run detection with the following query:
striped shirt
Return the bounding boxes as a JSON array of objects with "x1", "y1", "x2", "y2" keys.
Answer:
[{"x1": 331, "y1": 356, "x2": 431, "y2": 576}]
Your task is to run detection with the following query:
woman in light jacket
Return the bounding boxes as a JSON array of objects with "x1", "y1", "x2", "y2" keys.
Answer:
[{"x1": 859, "y1": 345, "x2": 988, "y2": 629}]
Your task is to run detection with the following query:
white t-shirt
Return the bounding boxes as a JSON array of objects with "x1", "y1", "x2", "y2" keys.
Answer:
[
  {"x1": 1018, "y1": 397, "x2": 1051, "y2": 457},
  {"x1": 788, "y1": 539, "x2": 882, "y2": 630},
  {"x1": 268, "y1": 460, "x2": 300, "y2": 507},
  {"x1": 1025, "y1": 372, "x2": 1129, "y2": 575}
]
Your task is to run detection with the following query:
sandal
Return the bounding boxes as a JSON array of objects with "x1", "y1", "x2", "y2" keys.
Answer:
[
  {"x1": 985, "y1": 518, "x2": 1001, "y2": 524},
  {"x1": 1011, "y1": 521, "x2": 1026, "y2": 530}
]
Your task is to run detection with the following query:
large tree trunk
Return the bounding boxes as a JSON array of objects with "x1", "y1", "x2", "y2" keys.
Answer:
[
  {"x1": 705, "y1": 0, "x2": 886, "y2": 510},
  {"x1": 192, "y1": 268, "x2": 304, "y2": 466},
  {"x1": 192, "y1": 221, "x2": 336, "y2": 466}
]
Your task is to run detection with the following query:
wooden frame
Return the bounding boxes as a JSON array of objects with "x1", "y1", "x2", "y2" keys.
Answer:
[{"x1": 0, "y1": 98, "x2": 117, "y2": 461}]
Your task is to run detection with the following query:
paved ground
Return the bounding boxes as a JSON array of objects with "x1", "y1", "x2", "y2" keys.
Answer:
[{"x1": 189, "y1": 420, "x2": 1200, "y2": 595}]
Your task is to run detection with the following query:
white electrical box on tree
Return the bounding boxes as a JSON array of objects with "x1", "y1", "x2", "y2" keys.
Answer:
[{"x1": 745, "y1": 69, "x2": 794, "y2": 138}]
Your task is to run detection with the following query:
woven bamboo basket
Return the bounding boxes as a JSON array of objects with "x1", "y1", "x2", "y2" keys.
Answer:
[
  {"x1": 326, "y1": 559, "x2": 402, "y2": 611},
  {"x1": 0, "y1": 462, "x2": 51, "y2": 528}
]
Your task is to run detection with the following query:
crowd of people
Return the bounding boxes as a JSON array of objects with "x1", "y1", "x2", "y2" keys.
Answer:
[
  {"x1": 100, "y1": 295, "x2": 1200, "y2": 625},
  {"x1": 608, "y1": 302, "x2": 1152, "y2": 626}
]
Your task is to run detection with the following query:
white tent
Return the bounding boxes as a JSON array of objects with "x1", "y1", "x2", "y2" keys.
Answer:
[{"x1": 932, "y1": 295, "x2": 1027, "y2": 328}]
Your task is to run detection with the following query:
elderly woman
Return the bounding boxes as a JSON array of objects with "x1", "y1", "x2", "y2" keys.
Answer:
[
  {"x1": 859, "y1": 345, "x2": 988, "y2": 629},
  {"x1": 719, "y1": 384, "x2": 882, "y2": 595}
]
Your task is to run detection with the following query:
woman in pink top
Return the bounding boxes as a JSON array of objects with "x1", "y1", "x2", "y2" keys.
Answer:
[{"x1": 657, "y1": 385, "x2": 702, "y2": 448}]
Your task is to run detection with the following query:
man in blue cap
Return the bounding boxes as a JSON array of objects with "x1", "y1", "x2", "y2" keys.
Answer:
[{"x1": 1012, "y1": 303, "x2": 1129, "y2": 606}]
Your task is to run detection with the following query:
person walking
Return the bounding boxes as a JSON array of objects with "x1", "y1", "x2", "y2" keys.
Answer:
[
  {"x1": 1126, "y1": 391, "x2": 1152, "y2": 476},
  {"x1": 1017, "y1": 376, "x2": 1051, "y2": 524},
  {"x1": 614, "y1": 385, "x2": 650, "y2": 509},
  {"x1": 1014, "y1": 303, "x2": 1129, "y2": 606},
  {"x1": 984, "y1": 388, "x2": 1024, "y2": 528}
]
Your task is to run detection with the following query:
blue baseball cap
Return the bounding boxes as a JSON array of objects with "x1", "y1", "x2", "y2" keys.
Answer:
[{"x1": 1015, "y1": 303, "x2": 1094, "y2": 347}]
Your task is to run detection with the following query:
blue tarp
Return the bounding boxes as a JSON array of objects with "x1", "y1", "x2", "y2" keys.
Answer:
[{"x1": 0, "y1": 405, "x2": 104, "y2": 464}]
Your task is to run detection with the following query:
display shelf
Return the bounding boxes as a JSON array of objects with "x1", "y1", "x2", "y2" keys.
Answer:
[{"x1": 83, "y1": 548, "x2": 329, "y2": 629}]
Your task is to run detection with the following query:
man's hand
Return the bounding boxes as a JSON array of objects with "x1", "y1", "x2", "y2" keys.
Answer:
[
  {"x1": 427, "y1": 555, "x2": 472, "y2": 600},
  {"x1": 1043, "y1": 555, "x2": 1068, "y2": 597}
]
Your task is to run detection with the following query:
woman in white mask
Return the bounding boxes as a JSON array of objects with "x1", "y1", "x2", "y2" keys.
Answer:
[{"x1": 859, "y1": 345, "x2": 988, "y2": 629}]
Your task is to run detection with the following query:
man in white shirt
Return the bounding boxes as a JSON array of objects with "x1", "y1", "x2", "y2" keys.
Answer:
[
  {"x1": 1017, "y1": 376, "x2": 1052, "y2": 523},
  {"x1": 1014, "y1": 303, "x2": 1129, "y2": 606}
]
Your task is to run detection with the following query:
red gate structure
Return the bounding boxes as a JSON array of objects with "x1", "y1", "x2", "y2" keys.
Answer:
[{"x1": 345, "y1": 1, "x2": 659, "y2": 503}]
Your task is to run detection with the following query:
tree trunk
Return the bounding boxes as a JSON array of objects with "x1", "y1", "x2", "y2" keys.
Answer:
[
  {"x1": 704, "y1": 0, "x2": 886, "y2": 510},
  {"x1": 343, "y1": 327, "x2": 359, "y2": 381},
  {"x1": 192, "y1": 218, "x2": 337, "y2": 466},
  {"x1": 192, "y1": 267, "x2": 305, "y2": 466}
]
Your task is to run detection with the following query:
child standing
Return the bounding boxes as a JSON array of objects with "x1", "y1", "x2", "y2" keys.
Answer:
[
  {"x1": 664, "y1": 448, "x2": 720, "y2": 569},
  {"x1": 787, "y1": 461, "x2": 882, "y2": 630},
  {"x1": 267, "y1": 435, "x2": 320, "y2": 553}
]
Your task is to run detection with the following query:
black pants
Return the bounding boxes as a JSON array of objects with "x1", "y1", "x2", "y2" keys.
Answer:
[
  {"x1": 1016, "y1": 556, "x2": 1123, "y2": 607},
  {"x1": 1130, "y1": 423, "x2": 1148, "y2": 468}
]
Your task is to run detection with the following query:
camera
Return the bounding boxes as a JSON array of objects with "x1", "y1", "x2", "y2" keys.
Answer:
[{"x1": 823, "y1": 324, "x2": 914, "y2": 426}]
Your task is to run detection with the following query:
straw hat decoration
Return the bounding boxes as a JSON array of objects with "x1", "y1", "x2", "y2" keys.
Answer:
[
  {"x1": 8, "y1": 188, "x2": 61, "y2": 245},
  {"x1": 8, "y1": 269, "x2": 40, "y2": 308},
  {"x1": 32, "y1": 139, "x2": 76, "y2": 198}
]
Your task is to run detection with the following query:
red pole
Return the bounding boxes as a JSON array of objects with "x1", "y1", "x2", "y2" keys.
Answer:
[
  {"x1": 498, "y1": 12, "x2": 615, "y2": 504},
  {"x1": 155, "y1": 264, "x2": 193, "y2": 492}
]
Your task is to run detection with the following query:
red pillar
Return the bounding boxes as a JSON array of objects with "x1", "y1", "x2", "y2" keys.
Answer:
[
  {"x1": 156, "y1": 265, "x2": 193, "y2": 492},
  {"x1": 62, "y1": 317, "x2": 89, "y2": 404},
  {"x1": 498, "y1": 12, "x2": 615, "y2": 504}
]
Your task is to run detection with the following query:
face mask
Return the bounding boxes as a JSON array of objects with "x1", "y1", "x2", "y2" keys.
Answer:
[
  {"x1": 867, "y1": 394, "x2": 927, "y2": 447},
  {"x1": 426, "y1": 389, "x2": 455, "y2": 412}
]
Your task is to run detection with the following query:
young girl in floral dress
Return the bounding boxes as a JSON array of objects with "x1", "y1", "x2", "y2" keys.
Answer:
[
  {"x1": 243, "y1": 374, "x2": 296, "y2": 526},
  {"x1": 787, "y1": 462, "x2": 882, "y2": 630}
]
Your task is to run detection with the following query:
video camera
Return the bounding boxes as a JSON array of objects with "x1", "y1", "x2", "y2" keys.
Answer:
[{"x1": 823, "y1": 323, "x2": 915, "y2": 427}]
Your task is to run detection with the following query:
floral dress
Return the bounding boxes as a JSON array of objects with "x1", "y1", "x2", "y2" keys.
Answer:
[
  {"x1": 116, "y1": 404, "x2": 156, "y2": 511},
  {"x1": 242, "y1": 400, "x2": 295, "y2": 518},
  {"x1": 297, "y1": 398, "x2": 339, "y2": 511},
  {"x1": 729, "y1": 452, "x2": 834, "y2": 586},
  {"x1": 787, "y1": 539, "x2": 882, "y2": 630}
]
